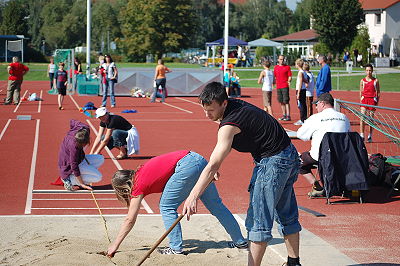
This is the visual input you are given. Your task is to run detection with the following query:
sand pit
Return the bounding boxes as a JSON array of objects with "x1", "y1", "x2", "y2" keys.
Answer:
[{"x1": 0, "y1": 214, "x2": 287, "y2": 266}]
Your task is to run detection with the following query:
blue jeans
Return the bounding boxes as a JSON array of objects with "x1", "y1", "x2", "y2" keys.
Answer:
[
  {"x1": 104, "y1": 129, "x2": 128, "y2": 149},
  {"x1": 245, "y1": 143, "x2": 301, "y2": 242},
  {"x1": 150, "y1": 78, "x2": 166, "y2": 103},
  {"x1": 159, "y1": 151, "x2": 246, "y2": 252},
  {"x1": 102, "y1": 78, "x2": 116, "y2": 106}
]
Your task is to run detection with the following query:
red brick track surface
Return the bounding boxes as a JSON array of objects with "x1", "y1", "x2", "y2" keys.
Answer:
[{"x1": 0, "y1": 81, "x2": 399, "y2": 264}]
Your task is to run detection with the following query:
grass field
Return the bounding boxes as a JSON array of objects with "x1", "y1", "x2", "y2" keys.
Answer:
[{"x1": 1, "y1": 62, "x2": 399, "y2": 92}]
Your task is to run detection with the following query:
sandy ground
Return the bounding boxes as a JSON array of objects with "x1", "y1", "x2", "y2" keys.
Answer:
[{"x1": 0, "y1": 215, "x2": 286, "y2": 266}]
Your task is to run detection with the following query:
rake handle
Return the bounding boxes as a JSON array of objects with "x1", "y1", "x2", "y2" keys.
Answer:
[{"x1": 137, "y1": 214, "x2": 185, "y2": 266}]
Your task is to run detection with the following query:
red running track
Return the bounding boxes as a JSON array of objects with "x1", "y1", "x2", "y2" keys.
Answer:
[{"x1": 0, "y1": 81, "x2": 399, "y2": 264}]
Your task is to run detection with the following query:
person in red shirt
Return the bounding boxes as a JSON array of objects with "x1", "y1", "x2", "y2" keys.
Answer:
[
  {"x1": 107, "y1": 150, "x2": 247, "y2": 257},
  {"x1": 273, "y1": 55, "x2": 292, "y2": 121},
  {"x1": 4, "y1": 56, "x2": 29, "y2": 105},
  {"x1": 359, "y1": 64, "x2": 380, "y2": 142}
]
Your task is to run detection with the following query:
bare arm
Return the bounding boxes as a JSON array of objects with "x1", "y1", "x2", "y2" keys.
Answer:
[
  {"x1": 107, "y1": 195, "x2": 143, "y2": 257},
  {"x1": 182, "y1": 125, "x2": 240, "y2": 220},
  {"x1": 257, "y1": 71, "x2": 265, "y2": 84},
  {"x1": 94, "y1": 128, "x2": 113, "y2": 154},
  {"x1": 359, "y1": 79, "x2": 364, "y2": 100},
  {"x1": 90, "y1": 126, "x2": 105, "y2": 154},
  {"x1": 375, "y1": 79, "x2": 380, "y2": 103}
]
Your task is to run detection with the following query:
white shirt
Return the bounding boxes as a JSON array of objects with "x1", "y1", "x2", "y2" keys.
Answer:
[
  {"x1": 262, "y1": 69, "x2": 274, "y2": 92},
  {"x1": 297, "y1": 108, "x2": 351, "y2": 160},
  {"x1": 102, "y1": 62, "x2": 116, "y2": 79},
  {"x1": 295, "y1": 70, "x2": 307, "y2": 91},
  {"x1": 48, "y1": 63, "x2": 56, "y2": 74},
  {"x1": 305, "y1": 71, "x2": 315, "y2": 97}
]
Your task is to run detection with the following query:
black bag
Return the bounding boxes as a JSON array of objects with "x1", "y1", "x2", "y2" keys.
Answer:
[{"x1": 367, "y1": 153, "x2": 387, "y2": 186}]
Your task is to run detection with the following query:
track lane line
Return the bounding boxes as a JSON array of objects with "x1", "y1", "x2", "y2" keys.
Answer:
[
  {"x1": 24, "y1": 119, "x2": 40, "y2": 214},
  {"x1": 0, "y1": 119, "x2": 11, "y2": 141},
  {"x1": 86, "y1": 118, "x2": 154, "y2": 214},
  {"x1": 162, "y1": 101, "x2": 193, "y2": 113},
  {"x1": 37, "y1": 90, "x2": 43, "y2": 113},
  {"x1": 13, "y1": 90, "x2": 28, "y2": 113}
]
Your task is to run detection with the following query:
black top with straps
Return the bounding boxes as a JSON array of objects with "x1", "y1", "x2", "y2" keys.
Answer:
[{"x1": 220, "y1": 99, "x2": 291, "y2": 160}]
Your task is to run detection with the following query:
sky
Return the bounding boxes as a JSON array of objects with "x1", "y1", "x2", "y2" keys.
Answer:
[{"x1": 282, "y1": 0, "x2": 298, "y2": 11}]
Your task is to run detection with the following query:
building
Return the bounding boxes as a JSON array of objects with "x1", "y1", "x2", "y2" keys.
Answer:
[
  {"x1": 271, "y1": 29, "x2": 318, "y2": 59},
  {"x1": 360, "y1": 0, "x2": 400, "y2": 56}
]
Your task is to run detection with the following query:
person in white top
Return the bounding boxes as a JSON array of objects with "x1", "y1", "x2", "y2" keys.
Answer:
[
  {"x1": 47, "y1": 58, "x2": 56, "y2": 90},
  {"x1": 294, "y1": 59, "x2": 308, "y2": 125},
  {"x1": 257, "y1": 61, "x2": 275, "y2": 116},
  {"x1": 101, "y1": 55, "x2": 118, "y2": 108},
  {"x1": 297, "y1": 93, "x2": 350, "y2": 196},
  {"x1": 303, "y1": 63, "x2": 315, "y2": 118}
]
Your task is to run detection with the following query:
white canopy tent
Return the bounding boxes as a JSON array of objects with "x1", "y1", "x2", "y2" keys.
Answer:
[{"x1": 247, "y1": 38, "x2": 284, "y2": 64}]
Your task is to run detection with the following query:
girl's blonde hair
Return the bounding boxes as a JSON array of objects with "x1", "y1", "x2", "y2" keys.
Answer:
[
  {"x1": 295, "y1": 58, "x2": 304, "y2": 68},
  {"x1": 112, "y1": 170, "x2": 135, "y2": 207}
]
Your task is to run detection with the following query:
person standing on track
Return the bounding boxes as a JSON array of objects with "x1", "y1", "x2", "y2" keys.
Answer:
[
  {"x1": 315, "y1": 55, "x2": 331, "y2": 97},
  {"x1": 54, "y1": 62, "x2": 68, "y2": 110},
  {"x1": 4, "y1": 56, "x2": 29, "y2": 105},
  {"x1": 257, "y1": 61, "x2": 275, "y2": 116},
  {"x1": 359, "y1": 64, "x2": 380, "y2": 143},
  {"x1": 58, "y1": 120, "x2": 104, "y2": 191},
  {"x1": 274, "y1": 55, "x2": 292, "y2": 121},
  {"x1": 182, "y1": 82, "x2": 302, "y2": 266},
  {"x1": 47, "y1": 58, "x2": 56, "y2": 90},
  {"x1": 150, "y1": 59, "x2": 171, "y2": 103},
  {"x1": 106, "y1": 150, "x2": 247, "y2": 257}
]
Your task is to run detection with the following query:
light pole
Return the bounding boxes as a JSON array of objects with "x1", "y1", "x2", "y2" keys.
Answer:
[{"x1": 86, "y1": 0, "x2": 91, "y2": 76}]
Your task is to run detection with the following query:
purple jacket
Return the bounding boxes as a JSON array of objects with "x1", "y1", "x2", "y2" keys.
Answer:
[{"x1": 58, "y1": 120, "x2": 90, "y2": 179}]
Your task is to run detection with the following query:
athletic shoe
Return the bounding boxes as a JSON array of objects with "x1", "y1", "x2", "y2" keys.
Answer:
[
  {"x1": 278, "y1": 115, "x2": 286, "y2": 121},
  {"x1": 157, "y1": 247, "x2": 183, "y2": 255},
  {"x1": 307, "y1": 188, "x2": 325, "y2": 197},
  {"x1": 283, "y1": 116, "x2": 291, "y2": 121},
  {"x1": 293, "y1": 120, "x2": 303, "y2": 125},
  {"x1": 282, "y1": 263, "x2": 302, "y2": 266},
  {"x1": 367, "y1": 136, "x2": 372, "y2": 143},
  {"x1": 228, "y1": 241, "x2": 248, "y2": 249}
]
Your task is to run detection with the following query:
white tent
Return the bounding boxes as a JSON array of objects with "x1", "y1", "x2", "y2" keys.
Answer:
[{"x1": 247, "y1": 38, "x2": 284, "y2": 64}]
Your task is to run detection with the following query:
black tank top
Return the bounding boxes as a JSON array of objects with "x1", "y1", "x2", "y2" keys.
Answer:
[{"x1": 220, "y1": 99, "x2": 291, "y2": 159}]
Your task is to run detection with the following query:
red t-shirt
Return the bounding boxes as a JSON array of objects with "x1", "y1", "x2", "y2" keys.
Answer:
[
  {"x1": 273, "y1": 65, "x2": 292, "y2": 89},
  {"x1": 361, "y1": 77, "x2": 377, "y2": 98},
  {"x1": 131, "y1": 150, "x2": 190, "y2": 197},
  {"x1": 8, "y1": 62, "x2": 29, "y2": 81}
]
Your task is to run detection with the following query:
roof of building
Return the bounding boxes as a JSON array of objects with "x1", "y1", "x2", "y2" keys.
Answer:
[
  {"x1": 271, "y1": 29, "x2": 318, "y2": 42},
  {"x1": 359, "y1": 0, "x2": 400, "y2": 10}
]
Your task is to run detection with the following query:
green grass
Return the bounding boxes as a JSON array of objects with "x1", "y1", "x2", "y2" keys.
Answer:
[{"x1": 1, "y1": 62, "x2": 399, "y2": 92}]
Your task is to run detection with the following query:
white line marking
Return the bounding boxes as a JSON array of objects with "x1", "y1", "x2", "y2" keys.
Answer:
[
  {"x1": 13, "y1": 90, "x2": 28, "y2": 113},
  {"x1": 69, "y1": 94, "x2": 80, "y2": 109},
  {"x1": 86, "y1": 119, "x2": 154, "y2": 214},
  {"x1": 33, "y1": 189, "x2": 114, "y2": 194},
  {"x1": 0, "y1": 119, "x2": 11, "y2": 141},
  {"x1": 33, "y1": 198, "x2": 118, "y2": 201},
  {"x1": 234, "y1": 214, "x2": 286, "y2": 261},
  {"x1": 175, "y1": 97, "x2": 201, "y2": 106},
  {"x1": 162, "y1": 102, "x2": 193, "y2": 113},
  {"x1": 24, "y1": 119, "x2": 40, "y2": 214},
  {"x1": 37, "y1": 90, "x2": 43, "y2": 113},
  {"x1": 31, "y1": 207, "x2": 130, "y2": 210}
]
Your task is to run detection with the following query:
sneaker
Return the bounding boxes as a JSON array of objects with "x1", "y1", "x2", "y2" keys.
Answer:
[
  {"x1": 278, "y1": 115, "x2": 286, "y2": 121},
  {"x1": 157, "y1": 247, "x2": 183, "y2": 255},
  {"x1": 62, "y1": 178, "x2": 74, "y2": 191},
  {"x1": 282, "y1": 263, "x2": 302, "y2": 266},
  {"x1": 111, "y1": 105, "x2": 115, "y2": 108},
  {"x1": 307, "y1": 188, "x2": 325, "y2": 197},
  {"x1": 284, "y1": 116, "x2": 291, "y2": 121},
  {"x1": 367, "y1": 136, "x2": 372, "y2": 143},
  {"x1": 228, "y1": 241, "x2": 248, "y2": 249},
  {"x1": 293, "y1": 120, "x2": 303, "y2": 125}
]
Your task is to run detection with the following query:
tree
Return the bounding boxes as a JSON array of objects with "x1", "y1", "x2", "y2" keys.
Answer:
[
  {"x1": 289, "y1": 0, "x2": 312, "y2": 33},
  {"x1": 230, "y1": 0, "x2": 292, "y2": 41},
  {"x1": 0, "y1": 0, "x2": 28, "y2": 35},
  {"x1": 350, "y1": 26, "x2": 371, "y2": 65},
  {"x1": 310, "y1": 0, "x2": 363, "y2": 54},
  {"x1": 119, "y1": 0, "x2": 198, "y2": 61}
]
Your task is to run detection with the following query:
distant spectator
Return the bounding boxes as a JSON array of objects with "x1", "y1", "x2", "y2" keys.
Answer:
[
  {"x1": 274, "y1": 55, "x2": 292, "y2": 121},
  {"x1": 294, "y1": 59, "x2": 308, "y2": 126},
  {"x1": 47, "y1": 58, "x2": 56, "y2": 90},
  {"x1": 303, "y1": 63, "x2": 315, "y2": 118},
  {"x1": 4, "y1": 56, "x2": 29, "y2": 105},
  {"x1": 315, "y1": 55, "x2": 331, "y2": 97},
  {"x1": 257, "y1": 61, "x2": 275, "y2": 116},
  {"x1": 54, "y1": 62, "x2": 68, "y2": 110},
  {"x1": 359, "y1": 64, "x2": 380, "y2": 143},
  {"x1": 150, "y1": 59, "x2": 171, "y2": 103},
  {"x1": 101, "y1": 55, "x2": 118, "y2": 107}
]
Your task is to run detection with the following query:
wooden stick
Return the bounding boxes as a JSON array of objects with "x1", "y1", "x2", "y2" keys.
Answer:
[{"x1": 137, "y1": 214, "x2": 185, "y2": 266}]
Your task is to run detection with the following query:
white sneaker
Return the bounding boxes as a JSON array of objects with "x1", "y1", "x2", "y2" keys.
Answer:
[{"x1": 294, "y1": 120, "x2": 303, "y2": 125}]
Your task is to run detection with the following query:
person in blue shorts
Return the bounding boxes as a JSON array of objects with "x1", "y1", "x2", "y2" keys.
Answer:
[{"x1": 183, "y1": 82, "x2": 302, "y2": 266}]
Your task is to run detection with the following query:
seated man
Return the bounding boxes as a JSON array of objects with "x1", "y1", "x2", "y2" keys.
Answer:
[
  {"x1": 90, "y1": 107, "x2": 139, "y2": 160},
  {"x1": 297, "y1": 93, "x2": 351, "y2": 196}
]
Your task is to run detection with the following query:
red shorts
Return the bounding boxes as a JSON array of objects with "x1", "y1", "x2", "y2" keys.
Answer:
[{"x1": 361, "y1": 97, "x2": 376, "y2": 111}]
